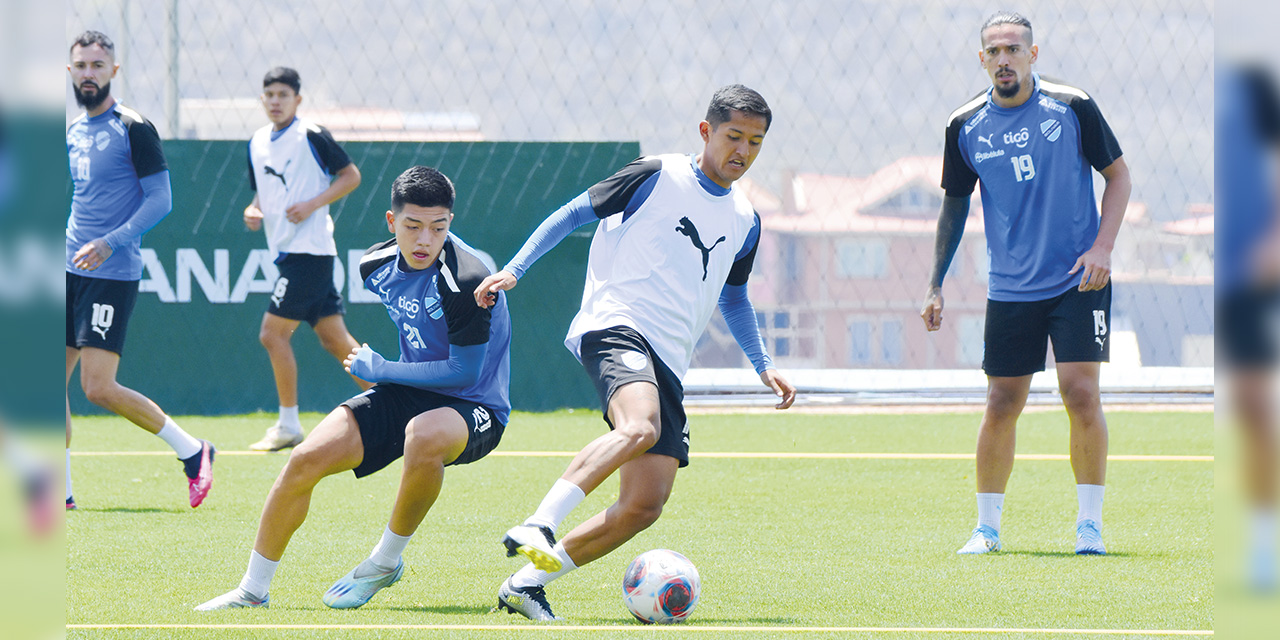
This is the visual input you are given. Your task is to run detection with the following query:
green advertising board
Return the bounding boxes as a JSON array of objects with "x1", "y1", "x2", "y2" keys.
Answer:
[{"x1": 67, "y1": 140, "x2": 640, "y2": 416}]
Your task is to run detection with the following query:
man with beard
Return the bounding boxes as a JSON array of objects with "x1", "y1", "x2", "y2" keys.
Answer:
[
  {"x1": 66, "y1": 30, "x2": 215, "y2": 510},
  {"x1": 920, "y1": 12, "x2": 1131, "y2": 555}
]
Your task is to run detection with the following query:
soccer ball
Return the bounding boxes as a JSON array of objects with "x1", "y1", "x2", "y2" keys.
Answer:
[{"x1": 621, "y1": 549, "x2": 701, "y2": 624}]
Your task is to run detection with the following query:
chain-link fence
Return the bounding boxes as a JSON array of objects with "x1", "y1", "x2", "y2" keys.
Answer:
[{"x1": 67, "y1": 0, "x2": 1213, "y2": 395}]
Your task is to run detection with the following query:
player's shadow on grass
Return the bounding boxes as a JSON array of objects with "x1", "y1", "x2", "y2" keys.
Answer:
[
  {"x1": 384, "y1": 604, "x2": 493, "y2": 615},
  {"x1": 575, "y1": 616, "x2": 798, "y2": 625},
  {"x1": 1002, "y1": 550, "x2": 1136, "y2": 558},
  {"x1": 77, "y1": 506, "x2": 186, "y2": 514}
]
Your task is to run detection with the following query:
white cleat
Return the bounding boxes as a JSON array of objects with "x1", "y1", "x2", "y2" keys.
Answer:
[
  {"x1": 957, "y1": 524, "x2": 1001, "y2": 554},
  {"x1": 195, "y1": 588, "x2": 268, "y2": 611},
  {"x1": 497, "y1": 577, "x2": 562, "y2": 621},
  {"x1": 249, "y1": 425, "x2": 305, "y2": 452},
  {"x1": 501, "y1": 524, "x2": 561, "y2": 572},
  {"x1": 1074, "y1": 519, "x2": 1107, "y2": 555}
]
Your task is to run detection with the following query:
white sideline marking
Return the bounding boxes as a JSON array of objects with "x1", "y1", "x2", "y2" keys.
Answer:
[
  {"x1": 70, "y1": 451, "x2": 1214, "y2": 462},
  {"x1": 65, "y1": 624, "x2": 1213, "y2": 635}
]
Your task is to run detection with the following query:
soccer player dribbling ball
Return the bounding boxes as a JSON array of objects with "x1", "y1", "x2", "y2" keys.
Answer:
[{"x1": 474, "y1": 84, "x2": 796, "y2": 621}]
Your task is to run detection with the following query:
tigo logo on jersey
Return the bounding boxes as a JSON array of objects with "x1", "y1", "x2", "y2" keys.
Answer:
[
  {"x1": 1003, "y1": 128, "x2": 1030, "y2": 148},
  {"x1": 1040, "y1": 119, "x2": 1062, "y2": 142}
]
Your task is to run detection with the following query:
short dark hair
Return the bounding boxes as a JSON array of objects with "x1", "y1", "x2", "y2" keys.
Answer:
[
  {"x1": 980, "y1": 11, "x2": 1033, "y2": 45},
  {"x1": 705, "y1": 84, "x2": 772, "y2": 132},
  {"x1": 263, "y1": 67, "x2": 302, "y2": 93},
  {"x1": 70, "y1": 30, "x2": 115, "y2": 58},
  {"x1": 391, "y1": 166, "x2": 455, "y2": 213}
]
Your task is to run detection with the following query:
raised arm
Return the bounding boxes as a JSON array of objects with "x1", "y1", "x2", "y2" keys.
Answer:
[{"x1": 473, "y1": 192, "x2": 596, "y2": 307}]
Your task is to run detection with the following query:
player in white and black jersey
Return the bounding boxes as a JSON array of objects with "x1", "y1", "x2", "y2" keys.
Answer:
[
  {"x1": 921, "y1": 12, "x2": 1132, "y2": 556},
  {"x1": 474, "y1": 85, "x2": 796, "y2": 621},
  {"x1": 242, "y1": 67, "x2": 369, "y2": 452}
]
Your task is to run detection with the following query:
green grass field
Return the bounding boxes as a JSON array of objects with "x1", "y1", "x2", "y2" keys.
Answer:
[{"x1": 66, "y1": 409, "x2": 1212, "y2": 639}]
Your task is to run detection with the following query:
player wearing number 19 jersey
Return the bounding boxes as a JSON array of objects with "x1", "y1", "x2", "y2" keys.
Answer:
[
  {"x1": 921, "y1": 12, "x2": 1131, "y2": 556},
  {"x1": 65, "y1": 30, "x2": 215, "y2": 511}
]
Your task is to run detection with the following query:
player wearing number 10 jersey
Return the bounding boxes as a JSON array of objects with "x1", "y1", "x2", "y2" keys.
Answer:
[{"x1": 920, "y1": 12, "x2": 1131, "y2": 557}]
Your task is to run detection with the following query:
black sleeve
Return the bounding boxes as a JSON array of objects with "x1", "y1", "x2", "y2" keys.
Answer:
[
  {"x1": 125, "y1": 116, "x2": 168, "y2": 179},
  {"x1": 940, "y1": 117, "x2": 978, "y2": 197},
  {"x1": 246, "y1": 142, "x2": 257, "y2": 191},
  {"x1": 1070, "y1": 96, "x2": 1123, "y2": 172},
  {"x1": 726, "y1": 212, "x2": 761, "y2": 286},
  {"x1": 305, "y1": 125, "x2": 352, "y2": 175},
  {"x1": 439, "y1": 242, "x2": 493, "y2": 347},
  {"x1": 1246, "y1": 67, "x2": 1280, "y2": 144},
  {"x1": 586, "y1": 156, "x2": 662, "y2": 218},
  {"x1": 358, "y1": 238, "x2": 398, "y2": 283}
]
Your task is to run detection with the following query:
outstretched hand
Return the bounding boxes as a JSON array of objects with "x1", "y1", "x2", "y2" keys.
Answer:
[
  {"x1": 474, "y1": 270, "x2": 518, "y2": 308},
  {"x1": 760, "y1": 369, "x2": 797, "y2": 410}
]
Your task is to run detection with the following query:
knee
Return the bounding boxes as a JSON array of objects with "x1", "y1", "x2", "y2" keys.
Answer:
[
  {"x1": 259, "y1": 326, "x2": 288, "y2": 351},
  {"x1": 1060, "y1": 379, "x2": 1101, "y2": 416},
  {"x1": 618, "y1": 497, "x2": 665, "y2": 533},
  {"x1": 403, "y1": 424, "x2": 454, "y2": 467},
  {"x1": 985, "y1": 388, "x2": 1026, "y2": 423},
  {"x1": 281, "y1": 447, "x2": 333, "y2": 486},
  {"x1": 81, "y1": 379, "x2": 118, "y2": 408},
  {"x1": 614, "y1": 419, "x2": 660, "y2": 452}
]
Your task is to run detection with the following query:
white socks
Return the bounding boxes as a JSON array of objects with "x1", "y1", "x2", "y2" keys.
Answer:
[
  {"x1": 977, "y1": 493, "x2": 1004, "y2": 532},
  {"x1": 510, "y1": 542, "x2": 579, "y2": 589},
  {"x1": 524, "y1": 479, "x2": 586, "y2": 534},
  {"x1": 66, "y1": 449, "x2": 73, "y2": 500},
  {"x1": 156, "y1": 417, "x2": 202, "y2": 459},
  {"x1": 364, "y1": 526, "x2": 413, "y2": 574},
  {"x1": 278, "y1": 406, "x2": 302, "y2": 433},
  {"x1": 239, "y1": 551, "x2": 279, "y2": 599},
  {"x1": 1076, "y1": 484, "x2": 1105, "y2": 525}
]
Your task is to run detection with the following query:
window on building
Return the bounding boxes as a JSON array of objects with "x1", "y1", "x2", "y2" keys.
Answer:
[
  {"x1": 881, "y1": 319, "x2": 903, "y2": 365},
  {"x1": 849, "y1": 319, "x2": 872, "y2": 365},
  {"x1": 835, "y1": 239, "x2": 888, "y2": 279}
]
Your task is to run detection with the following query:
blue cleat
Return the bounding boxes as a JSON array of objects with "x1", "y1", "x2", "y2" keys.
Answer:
[
  {"x1": 957, "y1": 524, "x2": 1001, "y2": 554},
  {"x1": 322, "y1": 559, "x2": 404, "y2": 609},
  {"x1": 1074, "y1": 519, "x2": 1107, "y2": 555}
]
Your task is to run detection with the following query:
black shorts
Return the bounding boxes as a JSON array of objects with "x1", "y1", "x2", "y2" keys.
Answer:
[
  {"x1": 1218, "y1": 286, "x2": 1280, "y2": 368},
  {"x1": 579, "y1": 326, "x2": 689, "y2": 468},
  {"x1": 341, "y1": 383, "x2": 505, "y2": 478},
  {"x1": 66, "y1": 272, "x2": 139, "y2": 356},
  {"x1": 268, "y1": 253, "x2": 344, "y2": 326},
  {"x1": 983, "y1": 284, "x2": 1112, "y2": 377}
]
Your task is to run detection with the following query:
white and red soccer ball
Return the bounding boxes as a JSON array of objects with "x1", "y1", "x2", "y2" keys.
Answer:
[{"x1": 621, "y1": 549, "x2": 701, "y2": 624}]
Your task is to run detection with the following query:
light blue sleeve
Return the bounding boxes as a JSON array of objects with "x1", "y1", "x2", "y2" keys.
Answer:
[
  {"x1": 103, "y1": 170, "x2": 172, "y2": 250},
  {"x1": 503, "y1": 192, "x2": 597, "y2": 278},
  {"x1": 717, "y1": 283, "x2": 773, "y2": 375},
  {"x1": 349, "y1": 343, "x2": 488, "y2": 389}
]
